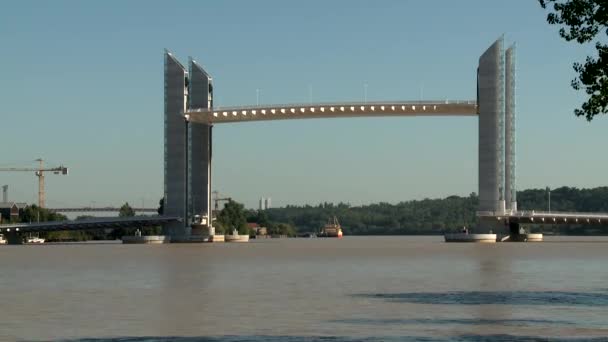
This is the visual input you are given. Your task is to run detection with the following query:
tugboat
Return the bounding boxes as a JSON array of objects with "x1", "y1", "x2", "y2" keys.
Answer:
[{"x1": 318, "y1": 216, "x2": 343, "y2": 238}]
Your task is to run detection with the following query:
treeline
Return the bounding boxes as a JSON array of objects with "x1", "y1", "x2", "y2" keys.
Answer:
[
  {"x1": 8, "y1": 186, "x2": 608, "y2": 239},
  {"x1": 264, "y1": 186, "x2": 608, "y2": 235},
  {"x1": 216, "y1": 200, "x2": 297, "y2": 237}
]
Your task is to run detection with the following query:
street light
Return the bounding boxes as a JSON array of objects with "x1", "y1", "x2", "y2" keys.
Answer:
[
  {"x1": 308, "y1": 84, "x2": 313, "y2": 105},
  {"x1": 546, "y1": 186, "x2": 551, "y2": 212}
]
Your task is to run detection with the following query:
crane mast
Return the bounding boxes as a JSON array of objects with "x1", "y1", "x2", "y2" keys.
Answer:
[
  {"x1": 36, "y1": 159, "x2": 45, "y2": 208},
  {"x1": 0, "y1": 159, "x2": 68, "y2": 208},
  {"x1": 212, "y1": 190, "x2": 231, "y2": 211}
]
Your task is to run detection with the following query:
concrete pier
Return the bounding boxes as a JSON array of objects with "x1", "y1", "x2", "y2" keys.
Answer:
[
  {"x1": 121, "y1": 235, "x2": 171, "y2": 244},
  {"x1": 504, "y1": 233, "x2": 543, "y2": 242},
  {"x1": 5, "y1": 231, "x2": 23, "y2": 245},
  {"x1": 444, "y1": 233, "x2": 497, "y2": 243}
]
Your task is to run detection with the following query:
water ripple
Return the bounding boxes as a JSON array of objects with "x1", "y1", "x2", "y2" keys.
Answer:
[
  {"x1": 354, "y1": 291, "x2": 608, "y2": 306},
  {"x1": 53, "y1": 335, "x2": 608, "y2": 342},
  {"x1": 332, "y1": 318, "x2": 574, "y2": 326}
]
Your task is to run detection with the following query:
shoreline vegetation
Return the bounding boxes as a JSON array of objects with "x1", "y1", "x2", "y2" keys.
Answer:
[
  {"x1": 265, "y1": 186, "x2": 608, "y2": 236},
  {"x1": 3, "y1": 186, "x2": 608, "y2": 241}
]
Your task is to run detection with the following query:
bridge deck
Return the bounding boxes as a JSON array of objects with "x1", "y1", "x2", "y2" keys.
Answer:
[
  {"x1": 49, "y1": 207, "x2": 158, "y2": 213},
  {"x1": 0, "y1": 216, "x2": 180, "y2": 233},
  {"x1": 187, "y1": 100, "x2": 478, "y2": 124},
  {"x1": 478, "y1": 211, "x2": 608, "y2": 224}
]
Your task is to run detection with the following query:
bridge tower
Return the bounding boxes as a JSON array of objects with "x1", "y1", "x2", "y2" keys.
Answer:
[
  {"x1": 163, "y1": 50, "x2": 189, "y2": 236},
  {"x1": 478, "y1": 37, "x2": 506, "y2": 214},
  {"x1": 477, "y1": 37, "x2": 517, "y2": 229},
  {"x1": 163, "y1": 50, "x2": 214, "y2": 237},
  {"x1": 188, "y1": 58, "x2": 213, "y2": 230},
  {"x1": 504, "y1": 44, "x2": 517, "y2": 212}
]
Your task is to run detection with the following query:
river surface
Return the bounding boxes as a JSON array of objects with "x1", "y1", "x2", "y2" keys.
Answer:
[{"x1": 1, "y1": 236, "x2": 608, "y2": 341}]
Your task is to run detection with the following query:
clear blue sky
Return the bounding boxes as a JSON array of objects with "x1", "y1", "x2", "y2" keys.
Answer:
[{"x1": 1, "y1": 0, "x2": 606, "y2": 209}]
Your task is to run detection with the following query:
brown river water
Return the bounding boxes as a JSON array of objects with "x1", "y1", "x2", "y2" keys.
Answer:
[{"x1": 1, "y1": 236, "x2": 608, "y2": 341}]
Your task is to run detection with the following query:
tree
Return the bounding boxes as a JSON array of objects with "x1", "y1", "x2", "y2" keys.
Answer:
[
  {"x1": 255, "y1": 210, "x2": 270, "y2": 227},
  {"x1": 119, "y1": 202, "x2": 135, "y2": 217},
  {"x1": 213, "y1": 220, "x2": 227, "y2": 234},
  {"x1": 108, "y1": 202, "x2": 137, "y2": 239},
  {"x1": 20, "y1": 205, "x2": 67, "y2": 223},
  {"x1": 157, "y1": 197, "x2": 164, "y2": 215},
  {"x1": 216, "y1": 200, "x2": 248, "y2": 235},
  {"x1": 539, "y1": 0, "x2": 608, "y2": 120}
]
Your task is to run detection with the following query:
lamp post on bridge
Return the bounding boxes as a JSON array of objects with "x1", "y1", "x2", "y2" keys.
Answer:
[{"x1": 546, "y1": 186, "x2": 551, "y2": 212}]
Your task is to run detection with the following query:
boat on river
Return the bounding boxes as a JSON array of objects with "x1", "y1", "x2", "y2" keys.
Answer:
[
  {"x1": 318, "y1": 216, "x2": 343, "y2": 238},
  {"x1": 25, "y1": 234, "x2": 45, "y2": 244}
]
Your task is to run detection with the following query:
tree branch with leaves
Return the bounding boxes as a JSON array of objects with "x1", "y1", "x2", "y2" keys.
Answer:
[{"x1": 539, "y1": 0, "x2": 608, "y2": 120}]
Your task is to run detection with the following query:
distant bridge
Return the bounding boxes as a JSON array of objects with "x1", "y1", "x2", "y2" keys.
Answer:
[
  {"x1": 0, "y1": 216, "x2": 180, "y2": 234},
  {"x1": 49, "y1": 207, "x2": 158, "y2": 213}
]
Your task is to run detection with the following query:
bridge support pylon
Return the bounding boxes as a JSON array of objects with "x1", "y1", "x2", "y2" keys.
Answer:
[
  {"x1": 188, "y1": 58, "x2": 213, "y2": 235},
  {"x1": 507, "y1": 221, "x2": 524, "y2": 241},
  {"x1": 163, "y1": 50, "x2": 214, "y2": 240},
  {"x1": 5, "y1": 231, "x2": 23, "y2": 245},
  {"x1": 477, "y1": 37, "x2": 518, "y2": 233},
  {"x1": 478, "y1": 37, "x2": 506, "y2": 215},
  {"x1": 163, "y1": 50, "x2": 189, "y2": 237}
]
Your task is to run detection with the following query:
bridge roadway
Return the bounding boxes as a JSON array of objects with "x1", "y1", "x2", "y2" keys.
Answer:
[
  {"x1": 0, "y1": 216, "x2": 180, "y2": 234},
  {"x1": 49, "y1": 207, "x2": 158, "y2": 213},
  {"x1": 186, "y1": 100, "x2": 478, "y2": 124},
  {"x1": 477, "y1": 210, "x2": 608, "y2": 225}
]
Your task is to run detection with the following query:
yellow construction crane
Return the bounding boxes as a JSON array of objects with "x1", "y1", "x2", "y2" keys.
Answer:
[{"x1": 0, "y1": 159, "x2": 68, "y2": 208}]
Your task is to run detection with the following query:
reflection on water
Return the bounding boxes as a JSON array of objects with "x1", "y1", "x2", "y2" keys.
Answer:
[{"x1": 355, "y1": 291, "x2": 608, "y2": 306}]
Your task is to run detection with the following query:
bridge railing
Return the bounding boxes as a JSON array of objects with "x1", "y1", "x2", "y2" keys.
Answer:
[
  {"x1": 477, "y1": 210, "x2": 608, "y2": 219},
  {"x1": 521, "y1": 210, "x2": 608, "y2": 219},
  {"x1": 49, "y1": 207, "x2": 158, "y2": 212},
  {"x1": 190, "y1": 100, "x2": 478, "y2": 112}
]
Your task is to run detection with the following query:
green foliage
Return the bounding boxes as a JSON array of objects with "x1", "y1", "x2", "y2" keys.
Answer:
[
  {"x1": 213, "y1": 220, "x2": 226, "y2": 234},
  {"x1": 266, "y1": 195, "x2": 478, "y2": 235},
  {"x1": 265, "y1": 187, "x2": 608, "y2": 235},
  {"x1": 141, "y1": 226, "x2": 161, "y2": 235},
  {"x1": 71, "y1": 215, "x2": 107, "y2": 240},
  {"x1": 267, "y1": 222, "x2": 296, "y2": 237},
  {"x1": 19, "y1": 205, "x2": 67, "y2": 223},
  {"x1": 45, "y1": 230, "x2": 90, "y2": 242},
  {"x1": 157, "y1": 197, "x2": 164, "y2": 215},
  {"x1": 252, "y1": 210, "x2": 270, "y2": 227},
  {"x1": 217, "y1": 200, "x2": 249, "y2": 235},
  {"x1": 119, "y1": 202, "x2": 135, "y2": 217},
  {"x1": 539, "y1": 0, "x2": 608, "y2": 120}
]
